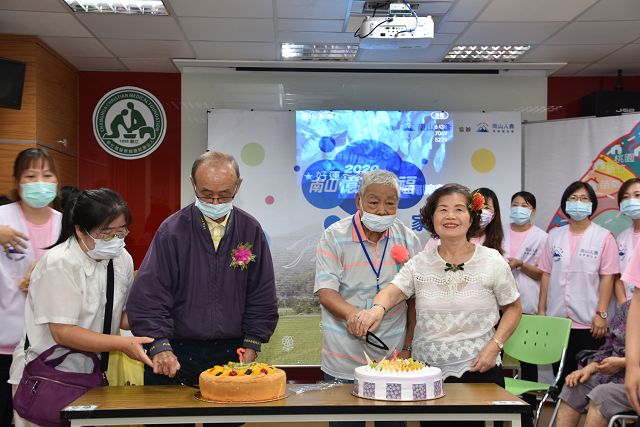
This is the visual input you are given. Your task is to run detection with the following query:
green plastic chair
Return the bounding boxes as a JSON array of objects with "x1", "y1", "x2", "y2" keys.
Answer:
[{"x1": 503, "y1": 314, "x2": 572, "y2": 426}]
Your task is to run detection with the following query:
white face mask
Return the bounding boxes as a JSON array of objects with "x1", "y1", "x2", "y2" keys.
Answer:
[
  {"x1": 479, "y1": 209, "x2": 494, "y2": 229},
  {"x1": 81, "y1": 232, "x2": 126, "y2": 260},
  {"x1": 360, "y1": 201, "x2": 396, "y2": 232}
]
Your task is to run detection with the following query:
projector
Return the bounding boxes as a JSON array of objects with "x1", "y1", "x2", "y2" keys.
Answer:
[{"x1": 358, "y1": 15, "x2": 434, "y2": 49}]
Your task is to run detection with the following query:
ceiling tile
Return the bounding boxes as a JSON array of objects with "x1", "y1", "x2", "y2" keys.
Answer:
[
  {"x1": 101, "y1": 39, "x2": 193, "y2": 58},
  {"x1": 0, "y1": 10, "x2": 92, "y2": 37},
  {"x1": 278, "y1": 19, "x2": 344, "y2": 32},
  {"x1": 551, "y1": 63, "x2": 590, "y2": 76},
  {"x1": 578, "y1": 0, "x2": 640, "y2": 21},
  {"x1": 66, "y1": 57, "x2": 126, "y2": 71},
  {"x1": 279, "y1": 31, "x2": 358, "y2": 44},
  {"x1": 412, "y1": 2, "x2": 454, "y2": 15},
  {"x1": 180, "y1": 17, "x2": 274, "y2": 42},
  {"x1": 598, "y1": 43, "x2": 640, "y2": 64},
  {"x1": 121, "y1": 58, "x2": 179, "y2": 72},
  {"x1": 579, "y1": 63, "x2": 640, "y2": 76},
  {"x1": 0, "y1": 0, "x2": 68, "y2": 12},
  {"x1": 546, "y1": 21, "x2": 640, "y2": 45},
  {"x1": 431, "y1": 33, "x2": 458, "y2": 45},
  {"x1": 437, "y1": 21, "x2": 468, "y2": 34},
  {"x1": 40, "y1": 37, "x2": 112, "y2": 57},
  {"x1": 276, "y1": 0, "x2": 350, "y2": 19},
  {"x1": 445, "y1": 0, "x2": 490, "y2": 21},
  {"x1": 457, "y1": 22, "x2": 565, "y2": 45},
  {"x1": 191, "y1": 41, "x2": 277, "y2": 60},
  {"x1": 167, "y1": 0, "x2": 274, "y2": 18},
  {"x1": 76, "y1": 15, "x2": 184, "y2": 40},
  {"x1": 478, "y1": 0, "x2": 597, "y2": 21},
  {"x1": 522, "y1": 44, "x2": 621, "y2": 63}
]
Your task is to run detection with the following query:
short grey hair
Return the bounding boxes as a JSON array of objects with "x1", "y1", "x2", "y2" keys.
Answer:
[
  {"x1": 191, "y1": 151, "x2": 240, "y2": 184},
  {"x1": 357, "y1": 170, "x2": 401, "y2": 199}
]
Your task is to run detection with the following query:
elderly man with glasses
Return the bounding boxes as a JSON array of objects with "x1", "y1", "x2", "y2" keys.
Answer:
[
  {"x1": 314, "y1": 169, "x2": 421, "y2": 427},
  {"x1": 127, "y1": 152, "x2": 278, "y2": 418}
]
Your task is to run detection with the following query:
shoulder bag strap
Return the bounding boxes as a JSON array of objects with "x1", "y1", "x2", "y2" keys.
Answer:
[{"x1": 100, "y1": 259, "x2": 115, "y2": 372}]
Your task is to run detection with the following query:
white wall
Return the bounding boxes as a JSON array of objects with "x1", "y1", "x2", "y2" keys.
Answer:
[{"x1": 181, "y1": 70, "x2": 547, "y2": 206}]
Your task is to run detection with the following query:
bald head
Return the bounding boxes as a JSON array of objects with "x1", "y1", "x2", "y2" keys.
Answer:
[{"x1": 191, "y1": 151, "x2": 240, "y2": 186}]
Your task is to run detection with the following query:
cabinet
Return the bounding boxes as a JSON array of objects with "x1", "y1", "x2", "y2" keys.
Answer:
[{"x1": 0, "y1": 35, "x2": 78, "y2": 198}]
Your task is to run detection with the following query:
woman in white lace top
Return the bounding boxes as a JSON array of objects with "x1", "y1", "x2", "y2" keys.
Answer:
[{"x1": 356, "y1": 183, "x2": 522, "y2": 388}]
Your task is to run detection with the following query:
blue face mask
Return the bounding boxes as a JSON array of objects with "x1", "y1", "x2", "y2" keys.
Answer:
[
  {"x1": 20, "y1": 182, "x2": 57, "y2": 208},
  {"x1": 620, "y1": 198, "x2": 640, "y2": 220},
  {"x1": 565, "y1": 201, "x2": 592, "y2": 221},
  {"x1": 195, "y1": 197, "x2": 233, "y2": 220},
  {"x1": 510, "y1": 206, "x2": 532, "y2": 225}
]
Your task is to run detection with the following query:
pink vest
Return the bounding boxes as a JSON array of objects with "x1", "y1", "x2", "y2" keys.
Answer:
[{"x1": 545, "y1": 223, "x2": 613, "y2": 327}]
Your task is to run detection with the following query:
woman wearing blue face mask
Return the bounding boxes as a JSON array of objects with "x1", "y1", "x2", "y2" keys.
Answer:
[
  {"x1": 0, "y1": 148, "x2": 62, "y2": 426},
  {"x1": 538, "y1": 181, "x2": 619, "y2": 391},
  {"x1": 8, "y1": 188, "x2": 153, "y2": 427},
  {"x1": 505, "y1": 191, "x2": 547, "y2": 408},
  {"x1": 614, "y1": 178, "x2": 640, "y2": 304}
]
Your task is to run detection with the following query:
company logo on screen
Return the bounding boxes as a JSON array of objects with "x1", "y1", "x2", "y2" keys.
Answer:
[
  {"x1": 92, "y1": 86, "x2": 167, "y2": 160},
  {"x1": 491, "y1": 122, "x2": 516, "y2": 133}
]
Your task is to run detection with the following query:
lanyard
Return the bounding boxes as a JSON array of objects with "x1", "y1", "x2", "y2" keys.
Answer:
[{"x1": 352, "y1": 215, "x2": 389, "y2": 292}]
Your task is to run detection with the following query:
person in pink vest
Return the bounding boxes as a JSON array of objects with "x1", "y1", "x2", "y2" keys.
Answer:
[
  {"x1": 538, "y1": 181, "x2": 619, "y2": 390},
  {"x1": 614, "y1": 178, "x2": 640, "y2": 303},
  {"x1": 0, "y1": 148, "x2": 62, "y2": 426},
  {"x1": 624, "y1": 247, "x2": 640, "y2": 417}
]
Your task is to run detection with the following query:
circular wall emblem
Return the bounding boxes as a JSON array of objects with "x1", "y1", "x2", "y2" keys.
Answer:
[{"x1": 92, "y1": 86, "x2": 167, "y2": 160}]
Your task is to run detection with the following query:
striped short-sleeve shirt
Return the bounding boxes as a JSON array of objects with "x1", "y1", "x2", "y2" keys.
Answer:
[{"x1": 314, "y1": 214, "x2": 421, "y2": 380}]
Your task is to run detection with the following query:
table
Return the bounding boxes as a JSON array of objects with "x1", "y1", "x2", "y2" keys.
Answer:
[{"x1": 61, "y1": 383, "x2": 530, "y2": 426}]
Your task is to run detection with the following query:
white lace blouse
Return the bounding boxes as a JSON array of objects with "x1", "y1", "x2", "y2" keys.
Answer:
[{"x1": 393, "y1": 244, "x2": 519, "y2": 379}]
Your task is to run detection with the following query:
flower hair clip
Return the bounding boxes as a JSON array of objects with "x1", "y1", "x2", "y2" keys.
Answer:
[{"x1": 469, "y1": 191, "x2": 486, "y2": 216}]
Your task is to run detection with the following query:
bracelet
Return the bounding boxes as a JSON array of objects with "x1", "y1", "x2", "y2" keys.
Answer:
[
  {"x1": 402, "y1": 345, "x2": 412, "y2": 352},
  {"x1": 372, "y1": 303, "x2": 387, "y2": 313}
]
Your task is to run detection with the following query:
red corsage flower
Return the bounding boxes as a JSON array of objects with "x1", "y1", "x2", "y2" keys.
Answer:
[
  {"x1": 470, "y1": 192, "x2": 486, "y2": 214},
  {"x1": 391, "y1": 244, "x2": 410, "y2": 264},
  {"x1": 230, "y1": 243, "x2": 257, "y2": 270}
]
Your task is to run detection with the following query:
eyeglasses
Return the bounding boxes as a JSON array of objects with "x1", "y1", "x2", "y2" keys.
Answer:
[
  {"x1": 193, "y1": 185, "x2": 238, "y2": 205},
  {"x1": 365, "y1": 331, "x2": 389, "y2": 351},
  {"x1": 93, "y1": 229, "x2": 129, "y2": 241},
  {"x1": 567, "y1": 195, "x2": 591, "y2": 202}
]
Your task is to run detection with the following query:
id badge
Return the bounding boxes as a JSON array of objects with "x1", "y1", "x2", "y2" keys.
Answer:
[{"x1": 366, "y1": 298, "x2": 373, "y2": 310}]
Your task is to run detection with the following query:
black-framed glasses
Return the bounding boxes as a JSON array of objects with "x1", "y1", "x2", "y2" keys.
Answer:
[{"x1": 365, "y1": 331, "x2": 389, "y2": 351}]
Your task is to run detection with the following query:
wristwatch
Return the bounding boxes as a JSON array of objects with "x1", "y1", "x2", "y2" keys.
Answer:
[{"x1": 596, "y1": 309, "x2": 608, "y2": 319}]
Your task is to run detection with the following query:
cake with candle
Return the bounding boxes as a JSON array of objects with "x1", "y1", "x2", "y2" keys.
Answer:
[
  {"x1": 198, "y1": 349, "x2": 287, "y2": 402},
  {"x1": 353, "y1": 353, "x2": 444, "y2": 401}
]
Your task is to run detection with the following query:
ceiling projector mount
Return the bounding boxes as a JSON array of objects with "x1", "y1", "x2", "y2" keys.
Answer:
[{"x1": 355, "y1": 1, "x2": 434, "y2": 49}]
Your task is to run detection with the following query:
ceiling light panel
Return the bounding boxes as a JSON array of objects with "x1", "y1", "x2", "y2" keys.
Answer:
[
  {"x1": 443, "y1": 45, "x2": 530, "y2": 62},
  {"x1": 64, "y1": 1, "x2": 168, "y2": 15},
  {"x1": 281, "y1": 43, "x2": 358, "y2": 60}
]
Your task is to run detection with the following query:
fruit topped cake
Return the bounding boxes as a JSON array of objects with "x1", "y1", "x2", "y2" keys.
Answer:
[
  {"x1": 198, "y1": 349, "x2": 286, "y2": 402},
  {"x1": 353, "y1": 354, "x2": 444, "y2": 401}
]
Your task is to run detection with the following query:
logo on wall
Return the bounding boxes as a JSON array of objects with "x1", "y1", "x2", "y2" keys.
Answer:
[{"x1": 92, "y1": 86, "x2": 166, "y2": 160}]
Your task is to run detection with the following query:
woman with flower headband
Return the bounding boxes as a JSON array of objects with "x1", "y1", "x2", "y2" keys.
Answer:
[
  {"x1": 355, "y1": 183, "x2": 522, "y2": 427},
  {"x1": 538, "y1": 181, "x2": 618, "y2": 391},
  {"x1": 423, "y1": 187, "x2": 505, "y2": 255}
]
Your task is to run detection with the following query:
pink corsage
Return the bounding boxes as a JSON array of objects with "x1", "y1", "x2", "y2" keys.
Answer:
[
  {"x1": 391, "y1": 244, "x2": 410, "y2": 272},
  {"x1": 230, "y1": 243, "x2": 256, "y2": 270}
]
